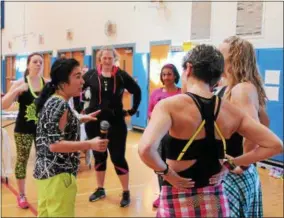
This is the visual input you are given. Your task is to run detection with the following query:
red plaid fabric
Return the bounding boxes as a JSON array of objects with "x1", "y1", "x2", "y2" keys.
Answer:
[{"x1": 157, "y1": 184, "x2": 230, "y2": 217}]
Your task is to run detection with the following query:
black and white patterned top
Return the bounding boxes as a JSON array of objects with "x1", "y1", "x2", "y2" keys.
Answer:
[{"x1": 33, "y1": 95, "x2": 80, "y2": 180}]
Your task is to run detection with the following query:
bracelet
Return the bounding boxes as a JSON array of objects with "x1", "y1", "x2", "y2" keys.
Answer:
[
  {"x1": 240, "y1": 165, "x2": 250, "y2": 171},
  {"x1": 154, "y1": 163, "x2": 169, "y2": 175},
  {"x1": 223, "y1": 158, "x2": 237, "y2": 171}
]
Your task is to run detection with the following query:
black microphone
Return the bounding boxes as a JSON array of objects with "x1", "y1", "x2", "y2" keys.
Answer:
[{"x1": 100, "y1": 120, "x2": 110, "y2": 139}]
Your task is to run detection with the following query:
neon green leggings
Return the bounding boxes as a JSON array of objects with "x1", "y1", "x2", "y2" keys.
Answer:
[{"x1": 36, "y1": 173, "x2": 77, "y2": 217}]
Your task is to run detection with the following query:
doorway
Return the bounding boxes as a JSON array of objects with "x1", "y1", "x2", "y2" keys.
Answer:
[
  {"x1": 58, "y1": 50, "x2": 85, "y2": 68},
  {"x1": 42, "y1": 52, "x2": 52, "y2": 79},
  {"x1": 5, "y1": 55, "x2": 16, "y2": 93}
]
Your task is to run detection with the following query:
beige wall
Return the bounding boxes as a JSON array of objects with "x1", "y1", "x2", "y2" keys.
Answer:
[{"x1": 1, "y1": 0, "x2": 283, "y2": 56}]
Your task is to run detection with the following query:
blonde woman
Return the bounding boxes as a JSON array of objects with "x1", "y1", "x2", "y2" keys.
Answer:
[
  {"x1": 83, "y1": 47, "x2": 141, "y2": 207},
  {"x1": 138, "y1": 44, "x2": 282, "y2": 217},
  {"x1": 218, "y1": 36, "x2": 269, "y2": 217}
]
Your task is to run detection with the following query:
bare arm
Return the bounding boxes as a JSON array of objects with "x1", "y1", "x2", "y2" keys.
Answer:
[
  {"x1": 50, "y1": 140, "x2": 90, "y2": 153},
  {"x1": 147, "y1": 92, "x2": 156, "y2": 120},
  {"x1": 139, "y1": 99, "x2": 195, "y2": 189},
  {"x1": 259, "y1": 106, "x2": 270, "y2": 127},
  {"x1": 2, "y1": 80, "x2": 27, "y2": 109},
  {"x1": 48, "y1": 106, "x2": 107, "y2": 153},
  {"x1": 233, "y1": 112, "x2": 283, "y2": 166},
  {"x1": 138, "y1": 100, "x2": 171, "y2": 171},
  {"x1": 230, "y1": 83, "x2": 259, "y2": 153}
]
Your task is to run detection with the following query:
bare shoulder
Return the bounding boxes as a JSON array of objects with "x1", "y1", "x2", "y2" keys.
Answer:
[
  {"x1": 166, "y1": 93, "x2": 189, "y2": 106},
  {"x1": 220, "y1": 98, "x2": 243, "y2": 117},
  {"x1": 230, "y1": 82, "x2": 258, "y2": 103},
  {"x1": 158, "y1": 94, "x2": 192, "y2": 112},
  {"x1": 217, "y1": 98, "x2": 245, "y2": 136},
  {"x1": 231, "y1": 82, "x2": 257, "y2": 97}
]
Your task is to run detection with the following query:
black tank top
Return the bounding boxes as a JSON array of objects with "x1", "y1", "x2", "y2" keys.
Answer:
[
  {"x1": 14, "y1": 76, "x2": 44, "y2": 134},
  {"x1": 214, "y1": 86, "x2": 243, "y2": 157},
  {"x1": 163, "y1": 93, "x2": 226, "y2": 188}
]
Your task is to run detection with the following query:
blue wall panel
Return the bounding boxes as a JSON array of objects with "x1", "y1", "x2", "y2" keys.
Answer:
[
  {"x1": 132, "y1": 53, "x2": 150, "y2": 129},
  {"x1": 1, "y1": 0, "x2": 5, "y2": 29},
  {"x1": 84, "y1": 55, "x2": 92, "y2": 68},
  {"x1": 2, "y1": 59, "x2": 6, "y2": 93},
  {"x1": 51, "y1": 57, "x2": 57, "y2": 66},
  {"x1": 256, "y1": 48, "x2": 283, "y2": 162}
]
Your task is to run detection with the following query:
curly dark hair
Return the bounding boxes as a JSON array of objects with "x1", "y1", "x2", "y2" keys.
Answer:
[{"x1": 182, "y1": 44, "x2": 224, "y2": 87}]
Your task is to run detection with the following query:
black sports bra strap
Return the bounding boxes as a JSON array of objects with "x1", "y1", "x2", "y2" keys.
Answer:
[
  {"x1": 216, "y1": 86, "x2": 227, "y2": 98},
  {"x1": 214, "y1": 96, "x2": 222, "y2": 120},
  {"x1": 185, "y1": 92, "x2": 204, "y2": 119},
  {"x1": 189, "y1": 93, "x2": 216, "y2": 145}
]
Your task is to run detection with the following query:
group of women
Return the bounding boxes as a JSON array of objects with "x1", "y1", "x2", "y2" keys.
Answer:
[{"x1": 2, "y1": 36, "x2": 283, "y2": 217}]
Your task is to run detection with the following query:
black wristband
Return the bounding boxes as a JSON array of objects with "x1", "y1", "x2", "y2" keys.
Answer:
[
  {"x1": 240, "y1": 165, "x2": 250, "y2": 171},
  {"x1": 127, "y1": 109, "x2": 136, "y2": 116},
  {"x1": 154, "y1": 163, "x2": 169, "y2": 175},
  {"x1": 223, "y1": 159, "x2": 237, "y2": 171}
]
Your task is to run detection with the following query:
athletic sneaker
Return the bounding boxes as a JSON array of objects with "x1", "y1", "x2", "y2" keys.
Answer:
[
  {"x1": 17, "y1": 194, "x2": 29, "y2": 209},
  {"x1": 120, "y1": 191, "x2": 130, "y2": 207},
  {"x1": 89, "y1": 188, "x2": 106, "y2": 202}
]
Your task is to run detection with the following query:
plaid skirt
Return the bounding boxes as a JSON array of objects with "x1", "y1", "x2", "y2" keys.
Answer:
[
  {"x1": 222, "y1": 164, "x2": 263, "y2": 217},
  {"x1": 157, "y1": 184, "x2": 230, "y2": 217}
]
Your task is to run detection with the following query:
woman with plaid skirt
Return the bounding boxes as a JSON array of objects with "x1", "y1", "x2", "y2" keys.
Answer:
[
  {"x1": 218, "y1": 36, "x2": 270, "y2": 217},
  {"x1": 138, "y1": 44, "x2": 283, "y2": 217},
  {"x1": 148, "y1": 63, "x2": 182, "y2": 208}
]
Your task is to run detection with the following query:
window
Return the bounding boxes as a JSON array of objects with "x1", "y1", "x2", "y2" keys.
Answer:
[
  {"x1": 190, "y1": 1, "x2": 212, "y2": 40},
  {"x1": 236, "y1": 1, "x2": 263, "y2": 36}
]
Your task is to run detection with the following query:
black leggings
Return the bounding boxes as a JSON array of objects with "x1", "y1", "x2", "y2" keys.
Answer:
[
  {"x1": 85, "y1": 119, "x2": 129, "y2": 175},
  {"x1": 157, "y1": 135, "x2": 167, "y2": 191}
]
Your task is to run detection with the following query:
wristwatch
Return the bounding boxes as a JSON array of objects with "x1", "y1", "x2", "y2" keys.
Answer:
[
  {"x1": 223, "y1": 158, "x2": 237, "y2": 171},
  {"x1": 154, "y1": 163, "x2": 169, "y2": 175},
  {"x1": 240, "y1": 165, "x2": 250, "y2": 171}
]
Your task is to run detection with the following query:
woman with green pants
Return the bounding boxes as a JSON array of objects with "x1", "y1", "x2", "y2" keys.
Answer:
[{"x1": 34, "y1": 58, "x2": 108, "y2": 217}]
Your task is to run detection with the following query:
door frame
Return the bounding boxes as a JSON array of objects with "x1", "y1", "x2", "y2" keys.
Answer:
[
  {"x1": 3, "y1": 53, "x2": 17, "y2": 93},
  {"x1": 148, "y1": 39, "x2": 172, "y2": 96},
  {"x1": 91, "y1": 43, "x2": 136, "y2": 70},
  {"x1": 37, "y1": 50, "x2": 53, "y2": 54},
  {"x1": 92, "y1": 43, "x2": 136, "y2": 127},
  {"x1": 149, "y1": 39, "x2": 172, "y2": 63},
  {"x1": 149, "y1": 40, "x2": 172, "y2": 47},
  {"x1": 36, "y1": 50, "x2": 53, "y2": 79},
  {"x1": 57, "y1": 47, "x2": 86, "y2": 57}
]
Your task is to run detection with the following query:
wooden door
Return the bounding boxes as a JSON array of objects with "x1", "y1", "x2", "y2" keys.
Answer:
[
  {"x1": 116, "y1": 48, "x2": 133, "y2": 124},
  {"x1": 149, "y1": 44, "x2": 170, "y2": 95},
  {"x1": 72, "y1": 51, "x2": 84, "y2": 68},
  {"x1": 43, "y1": 53, "x2": 51, "y2": 79},
  {"x1": 5, "y1": 56, "x2": 16, "y2": 92},
  {"x1": 94, "y1": 50, "x2": 100, "y2": 67},
  {"x1": 59, "y1": 52, "x2": 72, "y2": 59}
]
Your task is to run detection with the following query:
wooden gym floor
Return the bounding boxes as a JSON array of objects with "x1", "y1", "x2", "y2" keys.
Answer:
[{"x1": 1, "y1": 121, "x2": 283, "y2": 217}]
